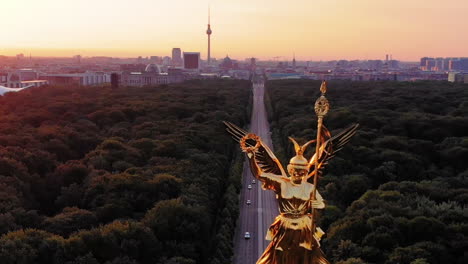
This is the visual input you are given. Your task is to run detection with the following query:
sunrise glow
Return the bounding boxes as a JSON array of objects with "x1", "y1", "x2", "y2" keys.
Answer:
[{"x1": 1, "y1": 0, "x2": 467, "y2": 60}]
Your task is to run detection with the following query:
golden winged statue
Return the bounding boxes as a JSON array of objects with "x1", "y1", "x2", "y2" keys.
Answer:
[{"x1": 224, "y1": 85, "x2": 358, "y2": 264}]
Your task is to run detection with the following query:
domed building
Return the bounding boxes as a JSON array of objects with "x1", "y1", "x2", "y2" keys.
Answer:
[
  {"x1": 145, "y1": 64, "x2": 161, "y2": 74},
  {"x1": 220, "y1": 55, "x2": 237, "y2": 70},
  {"x1": 120, "y1": 63, "x2": 184, "y2": 87}
]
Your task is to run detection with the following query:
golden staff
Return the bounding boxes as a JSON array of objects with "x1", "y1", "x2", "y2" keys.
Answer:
[{"x1": 311, "y1": 81, "x2": 329, "y2": 230}]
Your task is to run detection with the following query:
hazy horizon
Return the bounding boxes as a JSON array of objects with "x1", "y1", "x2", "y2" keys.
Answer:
[{"x1": 2, "y1": 0, "x2": 467, "y2": 61}]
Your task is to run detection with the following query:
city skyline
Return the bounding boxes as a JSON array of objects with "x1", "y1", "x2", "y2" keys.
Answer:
[{"x1": 1, "y1": 0, "x2": 468, "y2": 61}]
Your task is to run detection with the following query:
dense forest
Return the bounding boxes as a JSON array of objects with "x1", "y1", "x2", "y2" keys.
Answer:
[
  {"x1": 265, "y1": 80, "x2": 468, "y2": 264},
  {"x1": 0, "y1": 80, "x2": 251, "y2": 264}
]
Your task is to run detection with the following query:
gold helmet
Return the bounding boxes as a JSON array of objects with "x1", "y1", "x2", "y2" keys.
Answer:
[{"x1": 288, "y1": 137, "x2": 315, "y2": 170}]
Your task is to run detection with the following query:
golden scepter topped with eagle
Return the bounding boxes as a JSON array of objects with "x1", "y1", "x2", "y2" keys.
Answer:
[{"x1": 224, "y1": 81, "x2": 358, "y2": 264}]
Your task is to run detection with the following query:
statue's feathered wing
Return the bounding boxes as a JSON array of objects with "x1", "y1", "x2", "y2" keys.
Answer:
[
  {"x1": 223, "y1": 121, "x2": 286, "y2": 176},
  {"x1": 307, "y1": 123, "x2": 359, "y2": 180}
]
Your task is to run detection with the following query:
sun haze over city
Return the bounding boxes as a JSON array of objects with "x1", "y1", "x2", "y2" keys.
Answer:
[{"x1": 1, "y1": 0, "x2": 467, "y2": 61}]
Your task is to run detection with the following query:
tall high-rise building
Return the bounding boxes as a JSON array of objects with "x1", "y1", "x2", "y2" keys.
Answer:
[
  {"x1": 172, "y1": 48, "x2": 182, "y2": 66},
  {"x1": 443, "y1": 58, "x2": 451, "y2": 71},
  {"x1": 426, "y1": 59, "x2": 436, "y2": 71},
  {"x1": 183, "y1": 52, "x2": 200, "y2": 69},
  {"x1": 449, "y1": 58, "x2": 468, "y2": 71},
  {"x1": 435, "y1": 57, "x2": 444, "y2": 72},
  {"x1": 206, "y1": 7, "x2": 212, "y2": 65},
  {"x1": 420, "y1": 57, "x2": 430, "y2": 67}
]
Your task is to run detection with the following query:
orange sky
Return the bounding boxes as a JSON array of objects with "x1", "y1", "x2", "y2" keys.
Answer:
[{"x1": 1, "y1": 0, "x2": 467, "y2": 61}]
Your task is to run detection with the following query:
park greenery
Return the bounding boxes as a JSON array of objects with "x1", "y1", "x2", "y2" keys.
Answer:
[
  {"x1": 265, "y1": 80, "x2": 468, "y2": 264},
  {"x1": 1, "y1": 78, "x2": 466, "y2": 264},
  {"x1": 0, "y1": 79, "x2": 251, "y2": 264}
]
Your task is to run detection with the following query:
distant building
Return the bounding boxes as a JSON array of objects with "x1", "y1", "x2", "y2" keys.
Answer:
[
  {"x1": 136, "y1": 56, "x2": 145, "y2": 64},
  {"x1": 250, "y1": 57, "x2": 257, "y2": 71},
  {"x1": 267, "y1": 72, "x2": 302, "y2": 80},
  {"x1": 119, "y1": 64, "x2": 185, "y2": 87},
  {"x1": 120, "y1": 64, "x2": 147, "y2": 72},
  {"x1": 183, "y1": 52, "x2": 200, "y2": 70},
  {"x1": 336, "y1": 60, "x2": 349, "y2": 71},
  {"x1": 220, "y1": 55, "x2": 234, "y2": 70},
  {"x1": 0, "y1": 72, "x2": 7, "y2": 84},
  {"x1": 420, "y1": 57, "x2": 431, "y2": 67},
  {"x1": 111, "y1": 73, "x2": 120, "y2": 89},
  {"x1": 443, "y1": 58, "x2": 451, "y2": 71},
  {"x1": 41, "y1": 72, "x2": 110, "y2": 86},
  {"x1": 74, "y1": 55, "x2": 82, "y2": 64},
  {"x1": 425, "y1": 59, "x2": 436, "y2": 71},
  {"x1": 168, "y1": 68, "x2": 184, "y2": 76},
  {"x1": 449, "y1": 58, "x2": 468, "y2": 71},
  {"x1": 162, "y1": 56, "x2": 172, "y2": 66},
  {"x1": 6, "y1": 73, "x2": 20, "y2": 87},
  {"x1": 18, "y1": 69, "x2": 38, "y2": 81},
  {"x1": 448, "y1": 72, "x2": 468, "y2": 83},
  {"x1": 388, "y1": 60, "x2": 400, "y2": 69},
  {"x1": 434, "y1": 58, "x2": 444, "y2": 71},
  {"x1": 120, "y1": 72, "x2": 184, "y2": 87},
  {"x1": 172, "y1": 48, "x2": 182, "y2": 66},
  {"x1": 0, "y1": 69, "x2": 45, "y2": 88},
  {"x1": 227, "y1": 70, "x2": 250, "y2": 80},
  {"x1": 367, "y1": 60, "x2": 383, "y2": 71},
  {"x1": 149, "y1": 56, "x2": 162, "y2": 64},
  {"x1": 420, "y1": 57, "x2": 468, "y2": 72}
]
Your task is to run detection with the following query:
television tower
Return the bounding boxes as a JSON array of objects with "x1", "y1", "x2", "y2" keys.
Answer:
[{"x1": 206, "y1": 7, "x2": 212, "y2": 65}]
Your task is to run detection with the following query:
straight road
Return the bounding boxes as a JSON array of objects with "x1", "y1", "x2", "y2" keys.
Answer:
[{"x1": 233, "y1": 81, "x2": 278, "y2": 264}]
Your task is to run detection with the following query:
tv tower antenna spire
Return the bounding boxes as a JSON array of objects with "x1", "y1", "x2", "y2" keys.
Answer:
[{"x1": 206, "y1": 6, "x2": 212, "y2": 65}]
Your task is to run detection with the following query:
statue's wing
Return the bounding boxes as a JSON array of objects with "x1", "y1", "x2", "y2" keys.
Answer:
[
  {"x1": 223, "y1": 121, "x2": 286, "y2": 176},
  {"x1": 307, "y1": 123, "x2": 359, "y2": 180},
  {"x1": 255, "y1": 139, "x2": 287, "y2": 176}
]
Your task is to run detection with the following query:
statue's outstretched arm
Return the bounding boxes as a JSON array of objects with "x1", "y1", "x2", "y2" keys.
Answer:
[
  {"x1": 246, "y1": 150, "x2": 282, "y2": 192},
  {"x1": 224, "y1": 120, "x2": 286, "y2": 177},
  {"x1": 247, "y1": 150, "x2": 262, "y2": 178}
]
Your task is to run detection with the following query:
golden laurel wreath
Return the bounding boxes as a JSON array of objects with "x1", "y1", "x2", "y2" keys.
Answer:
[{"x1": 240, "y1": 133, "x2": 261, "y2": 152}]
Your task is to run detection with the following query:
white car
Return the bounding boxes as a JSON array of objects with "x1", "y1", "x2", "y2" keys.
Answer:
[
  {"x1": 244, "y1": 232, "x2": 251, "y2": 239},
  {"x1": 252, "y1": 179, "x2": 256, "y2": 184},
  {"x1": 246, "y1": 200, "x2": 251, "y2": 205},
  {"x1": 247, "y1": 184, "x2": 252, "y2": 190}
]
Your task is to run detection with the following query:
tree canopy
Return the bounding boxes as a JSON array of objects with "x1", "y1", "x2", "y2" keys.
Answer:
[
  {"x1": 265, "y1": 80, "x2": 468, "y2": 264},
  {"x1": 0, "y1": 79, "x2": 251, "y2": 263}
]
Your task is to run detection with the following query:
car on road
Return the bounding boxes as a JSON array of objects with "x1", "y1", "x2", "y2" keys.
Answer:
[
  {"x1": 252, "y1": 179, "x2": 256, "y2": 184},
  {"x1": 247, "y1": 184, "x2": 252, "y2": 189},
  {"x1": 244, "y1": 232, "x2": 251, "y2": 239},
  {"x1": 246, "y1": 200, "x2": 251, "y2": 205}
]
